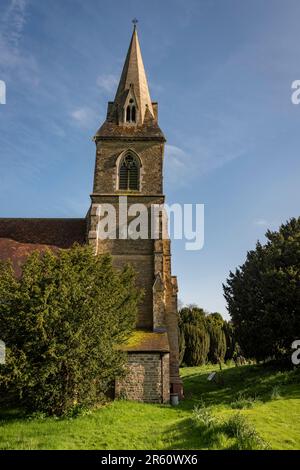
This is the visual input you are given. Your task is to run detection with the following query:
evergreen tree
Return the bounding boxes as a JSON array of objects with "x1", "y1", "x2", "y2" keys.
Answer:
[
  {"x1": 0, "y1": 245, "x2": 140, "y2": 415},
  {"x1": 223, "y1": 321, "x2": 236, "y2": 361},
  {"x1": 206, "y1": 313, "x2": 227, "y2": 363},
  {"x1": 179, "y1": 306, "x2": 210, "y2": 366},
  {"x1": 182, "y1": 323, "x2": 210, "y2": 366},
  {"x1": 224, "y1": 217, "x2": 300, "y2": 361}
]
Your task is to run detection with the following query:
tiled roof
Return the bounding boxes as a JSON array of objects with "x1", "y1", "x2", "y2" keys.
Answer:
[
  {"x1": 0, "y1": 218, "x2": 87, "y2": 277},
  {"x1": 0, "y1": 218, "x2": 86, "y2": 248},
  {"x1": 0, "y1": 238, "x2": 60, "y2": 277}
]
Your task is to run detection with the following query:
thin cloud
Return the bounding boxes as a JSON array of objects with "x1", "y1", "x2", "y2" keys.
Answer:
[
  {"x1": 70, "y1": 107, "x2": 97, "y2": 128},
  {"x1": 165, "y1": 114, "x2": 249, "y2": 187},
  {"x1": 96, "y1": 74, "x2": 118, "y2": 93},
  {"x1": 254, "y1": 219, "x2": 269, "y2": 227},
  {"x1": 0, "y1": 0, "x2": 39, "y2": 85}
]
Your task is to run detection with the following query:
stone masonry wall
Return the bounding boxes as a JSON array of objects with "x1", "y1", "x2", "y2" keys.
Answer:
[
  {"x1": 93, "y1": 141, "x2": 164, "y2": 195},
  {"x1": 115, "y1": 352, "x2": 170, "y2": 403},
  {"x1": 88, "y1": 195, "x2": 164, "y2": 329}
]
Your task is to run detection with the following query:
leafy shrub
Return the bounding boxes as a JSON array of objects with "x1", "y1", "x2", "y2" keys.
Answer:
[
  {"x1": 193, "y1": 401, "x2": 217, "y2": 428},
  {"x1": 0, "y1": 246, "x2": 140, "y2": 416},
  {"x1": 224, "y1": 413, "x2": 270, "y2": 450},
  {"x1": 193, "y1": 405, "x2": 270, "y2": 450}
]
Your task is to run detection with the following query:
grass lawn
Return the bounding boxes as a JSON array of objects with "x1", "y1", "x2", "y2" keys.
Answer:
[{"x1": 0, "y1": 363, "x2": 299, "y2": 450}]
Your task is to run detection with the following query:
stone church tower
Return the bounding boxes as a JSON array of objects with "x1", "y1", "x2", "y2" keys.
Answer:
[{"x1": 87, "y1": 25, "x2": 183, "y2": 402}]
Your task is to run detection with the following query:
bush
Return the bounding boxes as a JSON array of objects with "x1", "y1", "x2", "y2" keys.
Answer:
[
  {"x1": 0, "y1": 246, "x2": 140, "y2": 416},
  {"x1": 193, "y1": 401, "x2": 217, "y2": 428},
  {"x1": 224, "y1": 413, "x2": 270, "y2": 450},
  {"x1": 193, "y1": 404, "x2": 269, "y2": 450}
]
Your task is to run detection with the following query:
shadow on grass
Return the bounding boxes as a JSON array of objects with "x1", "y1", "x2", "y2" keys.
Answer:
[
  {"x1": 162, "y1": 416, "x2": 230, "y2": 450},
  {"x1": 0, "y1": 407, "x2": 27, "y2": 423},
  {"x1": 178, "y1": 364, "x2": 300, "y2": 411}
]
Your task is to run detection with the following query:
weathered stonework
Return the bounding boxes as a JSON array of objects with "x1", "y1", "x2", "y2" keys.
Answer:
[
  {"x1": 115, "y1": 352, "x2": 170, "y2": 403},
  {"x1": 88, "y1": 26, "x2": 183, "y2": 402}
]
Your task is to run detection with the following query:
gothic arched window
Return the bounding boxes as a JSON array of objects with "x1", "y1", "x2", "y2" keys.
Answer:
[
  {"x1": 119, "y1": 153, "x2": 140, "y2": 190},
  {"x1": 125, "y1": 99, "x2": 136, "y2": 123}
]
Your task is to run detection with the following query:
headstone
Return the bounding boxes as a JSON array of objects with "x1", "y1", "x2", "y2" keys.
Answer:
[
  {"x1": 207, "y1": 372, "x2": 217, "y2": 382},
  {"x1": 0, "y1": 340, "x2": 5, "y2": 365}
]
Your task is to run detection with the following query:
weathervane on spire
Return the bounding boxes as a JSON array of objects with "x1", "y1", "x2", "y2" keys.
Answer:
[{"x1": 132, "y1": 18, "x2": 138, "y2": 30}]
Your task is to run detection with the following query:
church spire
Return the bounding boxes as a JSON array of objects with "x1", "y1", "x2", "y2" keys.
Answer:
[{"x1": 113, "y1": 22, "x2": 154, "y2": 124}]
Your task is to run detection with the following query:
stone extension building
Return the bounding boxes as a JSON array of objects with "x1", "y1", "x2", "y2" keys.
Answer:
[{"x1": 0, "y1": 25, "x2": 183, "y2": 403}]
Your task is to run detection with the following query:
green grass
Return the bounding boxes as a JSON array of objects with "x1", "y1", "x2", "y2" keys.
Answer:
[{"x1": 0, "y1": 363, "x2": 299, "y2": 450}]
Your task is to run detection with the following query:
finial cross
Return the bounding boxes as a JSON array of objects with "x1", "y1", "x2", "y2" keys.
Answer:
[{"x1": 132, "y1": 18, "x2": 138, "y2": 29}]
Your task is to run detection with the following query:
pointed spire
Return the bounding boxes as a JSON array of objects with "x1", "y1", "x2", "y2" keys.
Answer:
[{"x1": 113, "y1": 23, "x2": 154, "y2": 124}]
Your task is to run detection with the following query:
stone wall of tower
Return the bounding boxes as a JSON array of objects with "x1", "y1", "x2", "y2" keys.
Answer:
[
  {"x1": 93, "y1": 141, "x2": 164, "y2": 195},
  {"x1": 153, "y1": 239, "x2": 182, "y2": 394},
  {"x1": 115, "y1": 352, "x2": 170, "y2": 403},
  {"x1": 89, "y1": 135, "x2": 183, "y2": 396},
  {"x1": 90, "y1": 136, "x2": 166, "y2": 330},
  {"x1": 88, "y1": 193, "x2": 164, "y2": 329}
]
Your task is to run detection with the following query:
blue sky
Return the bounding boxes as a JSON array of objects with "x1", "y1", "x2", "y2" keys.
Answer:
[{"x1": 0, "y1": 0, "x2": 300, "y2": 317}]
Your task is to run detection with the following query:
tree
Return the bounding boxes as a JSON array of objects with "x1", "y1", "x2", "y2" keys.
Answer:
[
  {"x1": 0, "y1": 245, "x2": 140, "y2": 415},
  {"x1": 182, "y1": 323, "x2": 210, "y2": 366},
  {"x1": 223, "y1": 217, "x2": 300, "y2": 361},
  {"x1": 179, "y1": 306, "x2": 210, "y2": 366},
  {"x1": 206, "y1": 313, "x2": 227, "y2": 363},
  {"x1": 223, "y1": 321, "x2": 237, "y2": 361}
]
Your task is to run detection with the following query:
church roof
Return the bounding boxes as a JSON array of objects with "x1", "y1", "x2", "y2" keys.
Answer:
[
  {"x1": 120, "y1": 330, "x2": 170, "y2": 353},
  {"x1": 95, "y1": 116, "x2": 165, "y2": 141},
  {"x1": 0, "y1": 218, "x2": 86, "y2": 247},
  {"x1": 0, "y1": 218, "x2": 86, "y2": 276}
]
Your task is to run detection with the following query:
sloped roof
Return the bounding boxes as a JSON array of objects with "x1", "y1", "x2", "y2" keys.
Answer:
[
  {"x1": 95, "y1": 118, "x2": 165, "y2": 141},
  {"x1": 0, "y1": 218, "x2": 86, "y2": 247},
  {"x1": 0, "y1": 218, "x2": 87, "y2": 277},
  {"x1": 0, "y1": 238, "x2": 60, "y2": 277},
  {"x1": 120, "y1": 330, "x2": 170, "y2": 353}
]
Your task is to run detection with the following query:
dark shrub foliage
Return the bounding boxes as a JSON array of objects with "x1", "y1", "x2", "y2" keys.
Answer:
[
  {"x1": 0, "y1": 245, "x2": 140, "y2": 415},
  {"x1": 223, "y1": 217, "x2": 300, "y2": 361}
]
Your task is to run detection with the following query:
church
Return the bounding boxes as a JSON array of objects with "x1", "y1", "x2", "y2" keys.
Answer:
[{"x1": 0, "y1": 25, "x2": 183, "y2": 403}]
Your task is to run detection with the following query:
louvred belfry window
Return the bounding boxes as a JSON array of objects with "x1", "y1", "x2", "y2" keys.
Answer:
[
  {"x1": 119, "y1": 154, "x2": 140, "y2": 190},
  {"x1": 125, "y1": 99, "x2": 136, "y2": 123}
]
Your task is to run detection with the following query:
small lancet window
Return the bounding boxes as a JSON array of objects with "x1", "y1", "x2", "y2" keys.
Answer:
[
  {"x1": 125, "y1": 99, "x2": 136, "y2": 123},
  {"x1": 119, "y1": 154, "x2": 140, "y2": 190},
  {"x1": 126, "y1": 106, "x2": 131, "y2": 122},
  {"x1": 131, "y1": 106, "x2": 136, "y2": 122}
]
